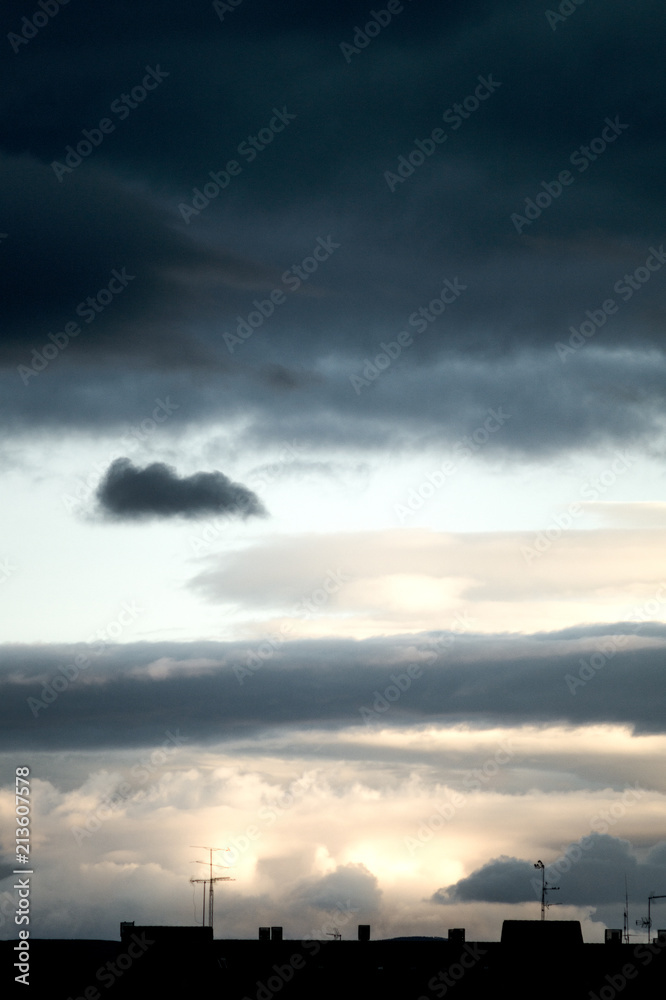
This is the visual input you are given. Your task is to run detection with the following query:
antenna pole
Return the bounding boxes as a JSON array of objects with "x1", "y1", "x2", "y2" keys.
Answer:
[
  {"x1": 190, "y1": 845, "x2": 236, "y2": 931},
  {"x1": 636, "y1": 893, "x2": 666, "y2": 942},
  {"x1": 209, "y1": 847, "x2": 213, "y2": 929},
  {"x1": 533, "y1": 859, "x2": 559, "y2": 920}
]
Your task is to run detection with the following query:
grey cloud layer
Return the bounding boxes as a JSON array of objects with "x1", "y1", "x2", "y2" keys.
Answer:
[
  {"x1": 3, "y1": 626, "x2": 666, "y2": 750},
  {"x1": 1, "y1": 2, "x2": 665, "y2": 456}
]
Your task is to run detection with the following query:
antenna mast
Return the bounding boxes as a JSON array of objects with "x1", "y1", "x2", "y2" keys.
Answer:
[
  {"x1": 533, "y1": 860, "x2": 559, "y2": 920},
  {"x1": 636, "y1": 893, "x2": 666, "y2": 943},
  {"x1": 623, "y1": 876, "x2": 631, "y2": 944},
  {"x1": 190, "y1": 845, "x2": 235, "y2": 930}
]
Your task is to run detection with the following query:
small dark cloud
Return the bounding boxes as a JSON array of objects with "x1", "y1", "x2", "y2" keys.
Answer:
[{"x1": 95, "y1": 457, "x2": 266, "y2": 521}]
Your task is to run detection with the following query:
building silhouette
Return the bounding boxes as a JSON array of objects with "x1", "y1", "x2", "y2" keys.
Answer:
[{"x1": 5, "y1": 918, "x2": 666, "y2": 999}]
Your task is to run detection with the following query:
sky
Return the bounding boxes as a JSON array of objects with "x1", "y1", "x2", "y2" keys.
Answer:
[{"x1": 1, "y1": 0, "x2": 666, "y2": 947}]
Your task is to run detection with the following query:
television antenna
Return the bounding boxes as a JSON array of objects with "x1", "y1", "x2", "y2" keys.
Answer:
[
  {"x1": 533, "y1": 860, "x2": 559, "y2": 921},
  {"x1": 636, "y1": 893, "x2": 666, "y2": 943},
  {"x1": 190, "y1": 845, "x2": 235, "y2": 929}
]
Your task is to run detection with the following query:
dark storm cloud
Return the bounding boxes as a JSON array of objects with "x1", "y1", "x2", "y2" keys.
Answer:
[
  {"x1": 1, "y1": 0, "x2": 458, "y2": 49},
  {"x1": 0, "y1": 153, "x2": 286, "y2": 372},
  {"x1": 2, "y1": 0, "x2": 666, "y2": 456},
  {"x1": 435, "y1": 856, "x2": 538, "y2": 905},
  {"x1": 435, "y1": 835, "x2": 666, "y2": 911},
  {"x1": 95, "y1": 457, "x2": 266, "y2": 520},
  {"x1": 2, "y1": 625, "x2": 666, "y2": 750},
  {"x1": 4, "y1": 336, "x2": 664, "y2": 460}
]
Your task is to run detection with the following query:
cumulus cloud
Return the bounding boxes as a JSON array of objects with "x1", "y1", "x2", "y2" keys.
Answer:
[
  {"x1": 434, "y1": 834, "x2": 666, "y2": 912},
  {"x1": 434, "y1": 855, "x2": 537, "y2": 905},
  {"x1": 290, "y1": 862, "x2": 382, "y2": 914},
  {"x1": 94, "y1": 458, "x2": 266, "y2": 520}
]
